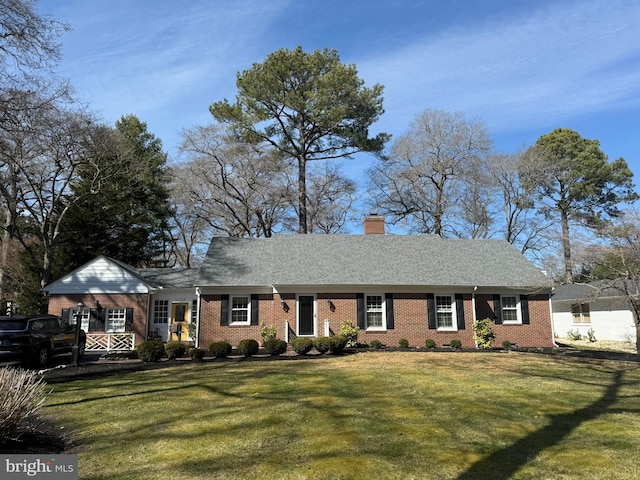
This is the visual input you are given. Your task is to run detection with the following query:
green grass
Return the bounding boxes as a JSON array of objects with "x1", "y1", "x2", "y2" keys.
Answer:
[{"x1": 44, "y1": 352, "x2": 640, "y2": 479}]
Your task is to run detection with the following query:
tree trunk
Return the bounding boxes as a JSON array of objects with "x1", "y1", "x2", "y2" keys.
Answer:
[
  {"x1": 560, "y1": 207, "x2": 573, "y2": 283},
  {"x1": 298, "y1": 156, "x2": 308, "y2": 234}
]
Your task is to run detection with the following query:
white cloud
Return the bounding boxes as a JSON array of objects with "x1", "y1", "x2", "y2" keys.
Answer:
[{"x1": 359, "y1": 0, "x2": 640, "y2": 136}]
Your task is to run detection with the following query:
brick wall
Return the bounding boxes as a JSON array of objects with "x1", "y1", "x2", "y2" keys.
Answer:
[
  {"x1": 47, "y1": 293, "x2": 149, "y2": 346},
  {"x1": 199, "y1": 291, "x2": 554, "y2": 349}
]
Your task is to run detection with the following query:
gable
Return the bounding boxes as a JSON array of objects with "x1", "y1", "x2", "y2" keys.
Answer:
[{"x1": 44, "y1": 257, "x2": 152, "y2": 295}]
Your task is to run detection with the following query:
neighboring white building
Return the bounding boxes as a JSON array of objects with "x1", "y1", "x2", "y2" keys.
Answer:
[{"x1": 551, "y1": 282, "x2": 637, "y2": 343}]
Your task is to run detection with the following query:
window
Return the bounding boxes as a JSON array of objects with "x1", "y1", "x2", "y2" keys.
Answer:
[
  {"x1": 501, "y1": 296, "x2": 520, "y2": 323},
  {"x1": 106, "y1": 308, "x2": 127, "y2": 332},
  {"x1": 436, "y1": 295, "x2": 455, "y2": 330},
  {"x1": 366, "y1": 295, "x2": 384, "y2": 329},
  {"x1": 230, "y1": 296, "x2": 250, "y2": 325},
  {"x1": 153, "y1": 300, "x2": 169, "y2": 324},
  {"x1": 571, "y1": 304, "x2": 591, "y2": 324},
  {"x1": 191, "y1": 300, "x2": 198, "y2": 324}
]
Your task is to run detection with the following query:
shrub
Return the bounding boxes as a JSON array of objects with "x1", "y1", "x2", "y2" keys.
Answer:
[
  {"x1": 137, "y1": 340, "x2": 164, "y2": 362},
  {"x1": 425, "y1": 339, "x2": 436, "y2": 349},
  {"x1": 399, "y1": 338, "x2": 409, "y2": 348},
  {"x1": 291, "y1": 338, "x2": 314, "y2": 355},
  {"x1": 339, "y1": 321, "x2": 359, "y2": 347},
  {"x1": 209, "y1": 341, "x2": 232, "y2": 358},
  {"x1": 450, "y1": 339, "x2": 462, "y2": 349},
  {"x1": 263, "y1": 338, "x2": 288, "y2": 356},
  {"x1": 260, "y1": 323, "x2": 277, "y2": 344},
  {"x1": 587, "y1": 328, "x2": 597, "y2": 342},
  {"x1": 188, "y1": 347, "x2": 206, "y2": 360},
  {"x1": 369, "y1": 339, "x2": 383, "y2": 350},
  {"x1": 567, "y1": 329, "x2": 583, "y2": 341},
  {"x1": 473, "y1": 318, "x2": 496, "y2": 350},
  {"x1": 314, "y1": 336, "x2": 332, "y2": 354},
  {"x1": 237, "y1": 339, "x2": 259, "y2": 357},
  {"x1": 329, "y1": 335, "x2": 348, "y2": 354},
  {"x1": 502, "y1": 340, "x2": 513, "y2": 351},
  {"x1": 165, "y1": 342, "x2": 187, "y2": 360},
  {"x1": 0, "y1": 367, "x2": 48, "y2": 441}
]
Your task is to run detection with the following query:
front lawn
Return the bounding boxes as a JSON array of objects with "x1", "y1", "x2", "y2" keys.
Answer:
[{"x1": 44, "y1": 352, "x2": 640, "y2": 479}]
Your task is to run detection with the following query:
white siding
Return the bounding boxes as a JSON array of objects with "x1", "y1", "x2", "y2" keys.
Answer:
[
  {"x1": 553, "y1": 297, "x2": 636, "y2": 342},
  {"x1": 46, "y1": 257, "x2": 150, "y2": 294}
]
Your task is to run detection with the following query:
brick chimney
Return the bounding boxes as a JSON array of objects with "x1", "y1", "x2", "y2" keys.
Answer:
[{"x1": 364, "y1": 214, "x2": 385, "y2": 234}]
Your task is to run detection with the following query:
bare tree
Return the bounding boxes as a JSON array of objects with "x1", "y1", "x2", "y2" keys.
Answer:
[
  {"x1": 178, "y1": 124, "x2": 293, "y2": 238},
  {"x1": 367, "y1": 109, "x2": 491, "y2": 236},
  {"x1": 579, "y1": 210, "x2": 640, "y2": 352},
  {"x1": 488, "y1": 152, "x2": 556, "y2": 256},
  {"x1": 298, "y1": 163, "x2": 357, "y2": 234}
]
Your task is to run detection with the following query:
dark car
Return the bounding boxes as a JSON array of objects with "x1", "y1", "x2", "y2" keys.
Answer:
[{"x1": 0, "y1": 314, "x2": 86, "y2": 366}]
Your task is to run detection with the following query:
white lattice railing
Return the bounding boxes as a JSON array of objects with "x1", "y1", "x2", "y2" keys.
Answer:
[{"x1": 85, "y1": 333, "x2": 135, "y2": 352}]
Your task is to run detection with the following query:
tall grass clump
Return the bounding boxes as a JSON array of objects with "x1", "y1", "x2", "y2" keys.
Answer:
[{"x1": 0, "y1": 368, "x2": 49, "y2": 442}]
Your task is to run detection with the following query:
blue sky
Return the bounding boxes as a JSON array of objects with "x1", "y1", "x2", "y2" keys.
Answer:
[{"x1": 39, "y1": 0, "x2": 640, "y2": 184}]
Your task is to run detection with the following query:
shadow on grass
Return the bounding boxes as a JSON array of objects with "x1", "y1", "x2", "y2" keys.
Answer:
[{"x1": 457, "y1": 369, "x2": 627, "y2": 480}]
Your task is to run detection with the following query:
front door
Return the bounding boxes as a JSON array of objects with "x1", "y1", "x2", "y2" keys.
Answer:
[
  {"x1": 170, "y1": 302, "x2": 189, "y2": 342},
  {"x1": 298, "y1": 295, "x2": 316, "y2": 336}
]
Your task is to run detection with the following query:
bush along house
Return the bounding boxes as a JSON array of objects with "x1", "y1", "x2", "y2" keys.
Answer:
[
  {"x1": 44, "y1": 216, "x2": 554, "y2": 353},
  {"x1": 195, "y1": 217, "x2": 554, "y2": 349},
  {"x1": 43, "y1": 256, "x2": 199, "y2": 354}
]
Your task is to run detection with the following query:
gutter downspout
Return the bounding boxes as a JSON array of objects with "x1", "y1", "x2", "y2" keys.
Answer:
[
  {"x1": 549, "y1": 287, "x2": 558, "y2": 347},
  {"x1": 195, "y1": 287, "x2": 201, "y2": 349},
  {"x1": 472, "y1": 286, "x2": 478, "y2": 348}
]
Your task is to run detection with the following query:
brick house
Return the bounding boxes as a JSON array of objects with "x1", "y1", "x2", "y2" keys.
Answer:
[
  {"x1": 44, "y1": 217, "x2": 554, "y2": 351},
  {"x1": 195, "y1": 217, "x2": 554, "y2": 349},
  {"x1": 44, "y1": 256, "x2": 198, "y2": 352}
]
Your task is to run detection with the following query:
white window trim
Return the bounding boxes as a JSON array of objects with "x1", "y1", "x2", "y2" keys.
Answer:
[
  {"x1": 365, "y1": 293, "x2": 387, "y2": 331},
  {"x1": 229, "y1": 295, "x2": 251, "y2": 326},
  {"x1": 501, "y1": 295, "x2": 522, "y2": 324},
  {"x1": 106, "y1": 308, "x2": 127, "y2": 333},
  {"x1": 436, "y1": 294, "x2": 458, "y2": 331},
  {"x1": 571, "y1": 303, "x2": 591, "y2": 325}
]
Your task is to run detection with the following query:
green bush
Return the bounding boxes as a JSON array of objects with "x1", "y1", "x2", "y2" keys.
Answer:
[
  {"x1": 209, "y1": 341, "x2": 232, "y2": 358},
  {"x1": 339, "y1": 321, "x2": 359, "y2": 347},
  {"x1": 291, "y1": 338, "x2": 314, "y2": 355},
  {"x1": 502, "y1": 340, "x2": 512, "y2": 351},
  {"x1": 137, "y1": 340, "x2": 165, "y2": 362},
  {"x1": 369, "y1": 339, "x2": 383, "y2": 350},
  {"x1": 314, "y1": 336, "x2": 332, "y2": 354},
  {"x1": 263, "y1": 338, "x2": 288, "y2": 356},
  {"x1": 587, "y1": 328, "x2": 597, "y2": 342},
  {"x1": 0, "y1": 367, "x2": 48, "y2": 441},
  {"x1": 165, "y1": 342, "x2": 187, "y2": 360},
  {"x1": 237, "y1": 339, "x2": 259, "y2": 357},
  {"x1": 425, "y1": 339, "x2": 436, "y2": 349},
  {"x1": 329, "y1": 335, "x2": 348, "y2": 354},
  {"x1": 473, "y1": 318, "x2": 496, "y2": 349},
  {"x1": 399, "y1": 338, "x2": 409, "y2": 348},
  {"x1": 260, "y1": 323, "x2": 277, "y2": 344},
  {"x1": 450, "y1": 339, "x2": 462, "y2": 349},
  {"x1": 188, "y1": 347, "x2": 206, "y2": 360}
]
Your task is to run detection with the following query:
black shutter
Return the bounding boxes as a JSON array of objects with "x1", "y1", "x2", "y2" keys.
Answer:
[
  {"x1": 493, "y1": 294, "x2": 502, "y2": 324},
  {"x1": 125, "y1": 308, "x2": 134, "y2": 330},
  {"x1": 521, "y1": 295, "x2": 530, "y2": 324},
  {"x1": 61, "y1": 308, "x2": 70, "y2": 325},
  {"x1": 385, "y1": 293, "x2": 394, "y2": 330},
  {"x1": 427, "y1": 293, "x2": 436, "y2": 329},
  {"x1": 250, "y1": 294, "x2": 259, "y2": 326},
  {"x1": 220, "y1": 294, "x2": 229, "y2": 326},
  {"x1": 455, "y1": 294, "x2": 465, "y2": 330},
  {"x1": 356, "y1": 293, "x2": 365, "y2": 329}
]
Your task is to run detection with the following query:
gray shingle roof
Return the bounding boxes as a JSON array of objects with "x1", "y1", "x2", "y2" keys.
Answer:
[
  {"x1": 551, "y1": 280, "x2": 635, "y2": 303},
  {"x1": 196, "y1": 234, "x2": 550, "y2": 289}
]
